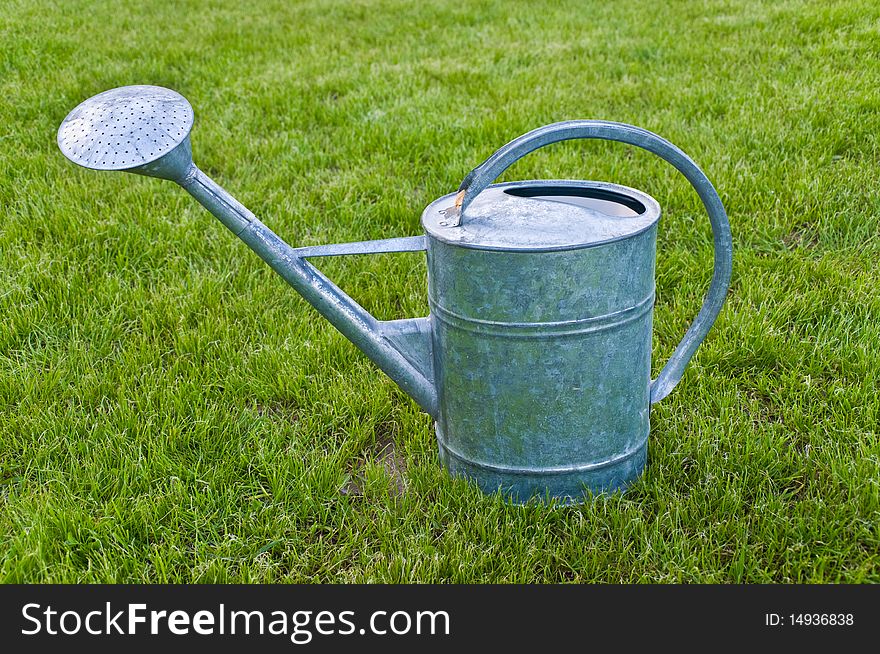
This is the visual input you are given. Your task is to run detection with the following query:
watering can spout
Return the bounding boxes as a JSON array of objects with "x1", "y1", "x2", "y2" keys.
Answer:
[
  {"x1": 181, "y1": 168, "x2": 439, "y2": 416},
  {"x1": 57, "y1": 85, "x2": 438, "y2": 417}
]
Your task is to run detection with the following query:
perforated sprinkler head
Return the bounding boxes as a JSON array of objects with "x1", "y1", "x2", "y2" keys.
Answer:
[{"x1": 57, "y1": 85, "x2": 195, "y2": 182}]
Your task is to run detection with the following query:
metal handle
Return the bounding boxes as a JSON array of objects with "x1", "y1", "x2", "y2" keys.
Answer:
[{"x1": 456, "y1": 120, "x2": 733, "y2": 403}]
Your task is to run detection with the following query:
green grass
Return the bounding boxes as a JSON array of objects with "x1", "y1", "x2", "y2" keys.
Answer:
[{"x1": 1, "y1": 0, "x2": 879, "y2": 583}]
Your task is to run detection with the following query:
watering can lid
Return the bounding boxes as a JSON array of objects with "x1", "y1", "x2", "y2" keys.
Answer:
[{"x1": 421, "y1": 180, "x2": 660, "y2": 251}]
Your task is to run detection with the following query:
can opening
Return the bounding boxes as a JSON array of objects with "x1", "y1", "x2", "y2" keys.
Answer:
[{"x1": 504, "y1": 185, "x2": 646, "y2": 217}]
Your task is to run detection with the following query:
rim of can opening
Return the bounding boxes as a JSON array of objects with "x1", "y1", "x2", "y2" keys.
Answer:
[{"x1": 421, "y1": 180, "x2": 661, "y2": 252}]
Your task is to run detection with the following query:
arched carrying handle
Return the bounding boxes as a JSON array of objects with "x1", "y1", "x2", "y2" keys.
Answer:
[{"x1": 453, "y1": 120, "x2": 732, "y2": 403}]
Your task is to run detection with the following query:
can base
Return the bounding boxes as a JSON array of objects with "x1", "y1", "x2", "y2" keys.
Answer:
[{"x1": 436, "y1": 424, "x2": 647, "y2": 504}]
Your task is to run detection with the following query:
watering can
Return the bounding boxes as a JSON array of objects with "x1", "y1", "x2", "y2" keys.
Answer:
[{"x1": 57, "y1": 85, "x2": 732, "y2": 501}]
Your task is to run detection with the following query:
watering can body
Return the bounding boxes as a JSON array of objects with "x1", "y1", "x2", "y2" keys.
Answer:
[
  {"x1": 423, "y1": 181, "x2": 660, "y2": 498},
  {"x1": 57, "y1": 88, "x2": 732, "y2": 502},
  {"x1": 414, "y1": 122, "x2": 731, "y2": 500}
]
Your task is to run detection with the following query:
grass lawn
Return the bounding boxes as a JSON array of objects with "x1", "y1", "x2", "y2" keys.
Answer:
[{"x1": 1, "y1": 0, "x2": 879, "y2": 583}]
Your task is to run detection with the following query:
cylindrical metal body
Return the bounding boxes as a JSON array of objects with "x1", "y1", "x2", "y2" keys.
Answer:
[{"x1": 423, "y1": 180, "x2": 661, "y2": 500}]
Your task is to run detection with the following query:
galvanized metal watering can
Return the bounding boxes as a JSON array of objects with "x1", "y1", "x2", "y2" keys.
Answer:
[{"x1": 58, "y1": 86, "x2": 732, "y2": 501}]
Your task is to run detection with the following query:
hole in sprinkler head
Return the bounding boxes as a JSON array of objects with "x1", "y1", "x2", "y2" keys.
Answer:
[{"x1": 503, "y1": 185, "x2": 646, "y2": 217}]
